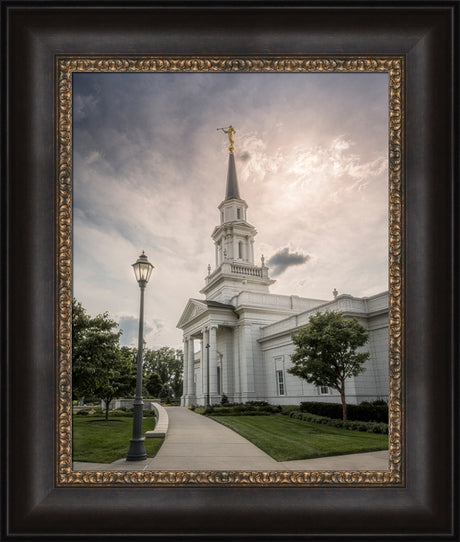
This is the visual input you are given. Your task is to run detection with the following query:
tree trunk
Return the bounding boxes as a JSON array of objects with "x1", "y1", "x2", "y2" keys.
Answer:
[
  {"x1": 340, "y1": 386, "x2": 347, "y2": 421},
  {"x1": 105, "y1": 399, "x2": 110, "y2": 421}
]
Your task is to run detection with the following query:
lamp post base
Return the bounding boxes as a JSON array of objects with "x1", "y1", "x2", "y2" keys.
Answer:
[{"x1": 126, "y1": 438, "x2": 147, "y2": 461}]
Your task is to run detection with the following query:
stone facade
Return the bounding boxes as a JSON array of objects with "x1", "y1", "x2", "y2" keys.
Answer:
[{"x1": 177, "y1": 151, "x2": 389, "y2": 407}]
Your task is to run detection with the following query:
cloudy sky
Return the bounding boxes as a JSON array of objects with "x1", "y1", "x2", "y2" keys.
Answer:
[{"x1": 73, "y1": 71, "x2": 389, "y2": 350}]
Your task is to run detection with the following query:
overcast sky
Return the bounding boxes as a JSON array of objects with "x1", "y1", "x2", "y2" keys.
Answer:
[{"x1": 73, "y1": 71, "x2": 389, "y2": 350}]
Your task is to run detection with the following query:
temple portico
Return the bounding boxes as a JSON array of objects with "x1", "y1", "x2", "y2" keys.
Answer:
[{"x1": 179, "y1": 314, "x2": 241, "y2": 406}]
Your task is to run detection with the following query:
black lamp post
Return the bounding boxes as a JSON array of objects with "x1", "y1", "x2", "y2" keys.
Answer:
[{"x1": 126, "y1": 251, "x2": 154, "y2": 461}]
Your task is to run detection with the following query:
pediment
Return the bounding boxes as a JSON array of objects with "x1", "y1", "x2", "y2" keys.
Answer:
[{"x1": 176, "y1": 299, "x2": 208, "y2": 329}]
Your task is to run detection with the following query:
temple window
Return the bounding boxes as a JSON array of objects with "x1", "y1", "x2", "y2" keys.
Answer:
[{"x1": 276, "y1": 370, "x2": 286, "y2": 396}]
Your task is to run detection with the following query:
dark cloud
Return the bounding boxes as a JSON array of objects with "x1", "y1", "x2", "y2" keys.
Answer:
[
  {"x1": 119, "y1": 315, "x2": 163, "y2": 346},
  {"x1": 238, "y1": 151, "x2": 251, "y2": 162},
  {"x1": 72, "y1": 72, "x2": 238, "y2": 179},
  {"x1": 267, "y1": 247, "x2": 311, "y2": 277}
]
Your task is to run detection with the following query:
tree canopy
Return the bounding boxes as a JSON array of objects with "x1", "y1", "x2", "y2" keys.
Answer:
[
  {"x1": 288, "y1": 311, "x2": 370, "y2": 420},
  {"x1": 72, "y1": 300, "x2": 184, "y2": 414},
  {"x1": 145, "y1": 372, "x2": 164, "y2": 398},
  {"x1": 72, "y1": 299, "x2": 136, "y2": 419},
  {"x1": 143, "y1": 346, "x2": 183, "y2": 400}
]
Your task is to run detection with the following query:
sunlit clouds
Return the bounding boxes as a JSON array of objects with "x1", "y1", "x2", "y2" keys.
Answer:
[{"x1": 73, "y1": 72, "x2": 388, "y2": 349}]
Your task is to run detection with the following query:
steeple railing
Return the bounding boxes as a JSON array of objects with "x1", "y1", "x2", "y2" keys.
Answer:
[
  {"x1": 230, "y1": 263, "x2": 262, "y2": 277},
  {"x1": 205, "y1": 261, "x2": 270, "y2": 286}
]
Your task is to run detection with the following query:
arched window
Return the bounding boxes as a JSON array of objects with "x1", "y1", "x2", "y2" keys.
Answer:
[
  {"x1": 237, "y1": 208, "x2": 241, "y2": 219},
  {"x1": 238, "y1": 241, "x2": 243, "y2": 259}
]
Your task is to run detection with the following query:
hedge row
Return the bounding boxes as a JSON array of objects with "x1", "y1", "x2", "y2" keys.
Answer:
[
  {"x1": 202, "y1": 404, "x2": 281, "y2": 416},
  {"x1": 209, "y1": 411, "x2": 271, "y2": 417},
  {"x1": 299, "y1": 401, "x2": 388, "y2": 423},
  {"x1": 289, "y1": 410, "x2": 388, "y2": 434},
  {"x1": 74, "y1": 408, "x2": 155, "y2": 417}
]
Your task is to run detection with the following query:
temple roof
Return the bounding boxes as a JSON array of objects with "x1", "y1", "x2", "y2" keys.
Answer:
[
  {"x1": 225, "y1": 152, "x2": 240, "y2": 200},
  {"x1": 193, "y1": 299, "x2": 235, "y2": 310},
  {"x1": 176, "y1": 297, "x2": 238, "y2": 329}
]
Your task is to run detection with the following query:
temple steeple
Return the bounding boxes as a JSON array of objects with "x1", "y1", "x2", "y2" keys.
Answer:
[
  {"x1": 225, "y1": 152, "x2": 240, "y2": 200},
  {"x1": 201, "y1": 130, "x2": 274, "y2": 303}
]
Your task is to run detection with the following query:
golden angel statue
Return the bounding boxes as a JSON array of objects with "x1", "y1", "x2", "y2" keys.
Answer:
[{"x1": 217, "y1": 125, "x2": 236, "y2": 152}]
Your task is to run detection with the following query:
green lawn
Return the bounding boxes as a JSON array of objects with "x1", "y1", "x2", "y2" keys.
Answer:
[
  {"x1": 73, "y1": 416, "x2": 164, "y2": 463},
  {"x1": 211, "y1": 415, "x2": 388, "y2": 461}
]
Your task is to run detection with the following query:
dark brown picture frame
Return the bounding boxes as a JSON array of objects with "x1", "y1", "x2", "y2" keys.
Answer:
[{"x1": 2, "y1": 1, "x2": 458, "y2": 539}]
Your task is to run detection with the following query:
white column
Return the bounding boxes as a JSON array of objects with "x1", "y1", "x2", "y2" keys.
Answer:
[
  {"x1": 187, "y1": 337, "x2": 195, "y2": 401},
  {"x1": 202, "y1": 327, "x2": 209, "y2": 405},
  {"x1": 250, "y1": 240, "x2": 254, "y2": 264},
  {"x1": 198, "y1": 338, "x2": 203, "y2": 399},
  {"x1": 239, "y1": 324, "x2": 248, "y2": 396},
  {"x1": 182, "y1": 337, "x2": 189, "y2": 404},
  {"x1": 239, "y1": 323, "x2": 255, "y2": 401},
  {"x1": 233, "y1": 328, "x2": 241, "y2": 402},
  {"x1": 209, "y1": 325, "x2": 218, "y2": 402}
]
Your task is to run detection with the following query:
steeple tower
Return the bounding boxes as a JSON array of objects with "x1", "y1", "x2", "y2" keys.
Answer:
[
  {"x1": 201, "y1": 129, "x2": 274, "y2": 303},
  {"x1": 225, "y1": 152, "x2": 240, "y2": 200},
  {"x1": 217, "y1": 152, "x2": 250, "y2": 238}
]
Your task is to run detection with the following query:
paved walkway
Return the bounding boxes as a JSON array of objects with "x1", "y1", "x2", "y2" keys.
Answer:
[{"x1": 73, "y1": 407, "x2": 389, "y2": 472}]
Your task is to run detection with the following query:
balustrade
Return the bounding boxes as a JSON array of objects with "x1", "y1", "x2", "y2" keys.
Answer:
[{"x1": 230, "y1": 263, "x2": 262, "y2": 277}]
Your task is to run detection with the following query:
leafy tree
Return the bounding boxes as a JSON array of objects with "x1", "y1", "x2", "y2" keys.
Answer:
[
  {"x1": 96, "y1": 347, "x2": 136, "y2": 420},
  {"x1": 168, "y1": 349, "x2": 184, "y2": 399},
  {"x1": 72, "y1": 299, "x2": 136, "y2": 420},
  {"x1": 143, "y1": 346, "x2": 183, "y2": 399},
  {"x1": 145, "y1": 372, "x2": 163, "y2": 397},
  {"x1": 288, "y1": 311, "x2": 370, "y2": 420}
]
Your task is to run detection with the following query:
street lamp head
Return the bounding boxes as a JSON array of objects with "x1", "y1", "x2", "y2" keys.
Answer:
[{"x1": 132, "y1": 251, "x2": 154, "y2": 286}]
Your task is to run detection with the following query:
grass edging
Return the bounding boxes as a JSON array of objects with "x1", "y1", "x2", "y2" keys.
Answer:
[{"x1": 210, "y1": 414, "x2": 388, "y2": 462}]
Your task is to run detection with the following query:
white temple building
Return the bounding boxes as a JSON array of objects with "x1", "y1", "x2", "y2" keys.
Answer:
[{"x1": 177, "y1": 139, "x2": 389, "y2": 407}]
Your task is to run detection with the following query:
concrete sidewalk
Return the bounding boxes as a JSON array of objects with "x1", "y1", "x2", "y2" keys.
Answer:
[
  {"x1": 73, "y1": 407, "x2": 389, "y2": 472},
  {"x1": 145, "y1": 406, "x2": 281, "y2": 470}
]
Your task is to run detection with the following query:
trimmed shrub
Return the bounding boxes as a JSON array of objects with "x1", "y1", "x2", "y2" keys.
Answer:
[
  {"x1": 289, "y1": 410, "x2": 388, "y2": 434},
  {"x1": 280, "y1": 405, "x2": 301, "y2": 416},
  {"x1": 75, "y1": 410, "x2": 89, "y2": 416},
  {"x1": 104, "y1": 408, "x2": 155, "y2": 418},
  {"x1": 371, "y1": 399, "x2": 387, "y2": 406},
  {"x1": 299, "y1": 401, "x2": 388, "y2": 423},
  {"x1": 202, "y1": 403, "x2": 280, "y2": 416},
  {"x1": 212, "y1": 411, "x2": 270, "y2": 416},
  {"x1": 110, "y1": 409, "x2": 133, "y2": 417}
]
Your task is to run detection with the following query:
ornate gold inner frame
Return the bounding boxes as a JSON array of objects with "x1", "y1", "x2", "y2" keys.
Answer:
[{"x1": 56, "y1": 56, "x2": 404, "y2": 487}]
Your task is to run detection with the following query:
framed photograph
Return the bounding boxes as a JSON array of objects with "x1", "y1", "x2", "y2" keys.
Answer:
[
  {"x1": 2, "y1": 1, "x2": 457, "y2": 539},
  {"x1": 65, "y1": 60, "x2": 398, "y2": 482}
]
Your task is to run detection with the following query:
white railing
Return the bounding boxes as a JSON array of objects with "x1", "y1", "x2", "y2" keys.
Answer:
[{"x1": 230, "y1": 263, "x2": 262, "y2": 277}]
